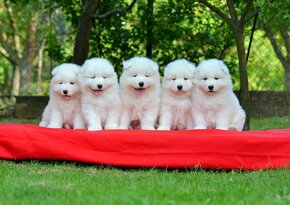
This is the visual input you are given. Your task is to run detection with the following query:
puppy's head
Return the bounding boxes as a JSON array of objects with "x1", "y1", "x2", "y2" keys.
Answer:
[
  {"x1": 79, "y1": 58, "x2": 118, "y2": 96},
  {"x1": 194, "y1": 59, "x2": 232, "y2": 95},
  {"x1": 120, "y1": 56, "x2": 160, "y2": 97},
  {"x1": 162, "y1": 59, "x2": 195, "y2": 95},
  {"x1": 50, "y1": 63, "x2": 81, "y2": 98}
]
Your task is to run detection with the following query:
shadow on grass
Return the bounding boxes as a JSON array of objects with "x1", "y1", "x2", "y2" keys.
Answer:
[{"x1": 2, "y1": 159, "x2": 268, "y2": 174}]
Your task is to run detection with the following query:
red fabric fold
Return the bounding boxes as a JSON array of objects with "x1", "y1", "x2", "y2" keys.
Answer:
[{"x1": 0, "y1": 124, "x2": 290, "y2": 170}]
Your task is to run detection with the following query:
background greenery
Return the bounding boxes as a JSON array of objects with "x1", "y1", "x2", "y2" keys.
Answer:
[{"x1": 0, "y1": 0, "x2": 289, "y2": 95}]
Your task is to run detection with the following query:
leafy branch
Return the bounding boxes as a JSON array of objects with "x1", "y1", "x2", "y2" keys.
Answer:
[{"x1": 93, "y1": 0, "x2": 137, "y2": 19}]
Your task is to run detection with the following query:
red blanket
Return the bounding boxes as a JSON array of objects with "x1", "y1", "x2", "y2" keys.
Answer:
[{"x1": 0, "y1": 124, "x2": 289, "y2": 170}]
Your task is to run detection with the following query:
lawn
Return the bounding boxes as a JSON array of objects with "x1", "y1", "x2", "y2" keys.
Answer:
[{"x1": 0, "y1": 116, "x2": 290, "y2": 205}]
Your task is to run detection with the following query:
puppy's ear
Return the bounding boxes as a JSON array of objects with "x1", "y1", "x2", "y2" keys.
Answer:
[
  {"x1": 195, "y1": 63, "x2": 202, "y2": 75},
  {"x1": 123, "y1": 60, "x2": 132, "y2": 70},
  {"x1": 150, "y1": 60, "x2": 159, "y2": 72},
  {"x1": 187, "y1": 62, "x2": 196, "y2": 73},
  {"x1": 79, "y1": 65, "x2": 86, "y2": 74},
  {"x1": 51, "y1": 66, "x2": 59, "y2": 76},
  {"x1": 78, "y1": 60, "x2": 88, "y2": 74},
  {"x1": 220, "y1": 61, "x2": 230, "y2": 76},
  {"x1": 72, "y1": 65, "x2": 82, "y2": 76}
]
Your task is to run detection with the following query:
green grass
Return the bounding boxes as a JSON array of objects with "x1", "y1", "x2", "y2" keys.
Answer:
[
  {"x1": 0, "y1": 117, "x2": 38, "y2": 124},
  {"x1": 251, "y1": 115, "x2": 290, "y2": 130},
  {"x1": 0, "y1": 161, "x2": 289, "y2": 205},
  {"x1": 0, "y1": 116, "x2": 290, "y2": 204}
]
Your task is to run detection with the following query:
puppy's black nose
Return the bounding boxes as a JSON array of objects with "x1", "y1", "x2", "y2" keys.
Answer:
[
  {"x1": 177, "y1": 85, "x2": 183, "y2": 90},
  {"x1": 97, "y1": 84, "x2": 103, "y2": 89},
  {"x1": 63, "y1": 90, "x2": 68, "y2": 95},
  {"x1": 139, "y1": 82, "x2": 144, "y2": 87},
  {"x1": 208, "y1": 85, "x2": 214, "y2": 91}
]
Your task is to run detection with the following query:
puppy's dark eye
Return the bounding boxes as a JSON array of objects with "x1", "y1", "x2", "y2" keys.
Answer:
[
  {"x1": 184, "y1": 78, "x2": 188, "y2": 80},
  {"x1": 214, "y1": 77, "x2": 219, "y2": 80},
  {"x1": 203, "y1": 77, "x2": 208, "y2": 81},
  {"x1": 59, "y1": 82, "x2": 63, "y2": 84},
  {"x1": 145, "y1": 75, "x2": 149, "y2": 77},
  {"x1": 91, "y1": 76, "x2": 96, "y2": 79},
  {"x1": 103, "y1": 76, "x2": 107, "y2": 79},
  {"x1": 172, "y1": 78, "x2": 176, "y2": 81},
  {"x1": 70, "y1": 82, "x2": 75, "y2": 85},
  {"x1": 132, "y1": 75, "x2": 137, "y2": 77}
]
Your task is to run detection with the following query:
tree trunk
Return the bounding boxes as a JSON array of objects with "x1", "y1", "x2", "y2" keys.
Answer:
[
  {"x1": 11, "y1": 65, "x2": 20, "y2": 96},
  {"x1": 20, "y1": 62, "x2": 32, "y2": 95},
  {"x1": 285, "y1": 64, "x2": 290, "y2": 90},
  {"x1": 1, "y1": 67, "x2": 10, "y2": 95},
  {"x1": 264, "y1": 23, "x2": 290, "y2": 90},
  {"x1": 72, "y1": 0, "x2": 100, "y2": 65},
  {"x1": 279, "y1": 24, "x2": 290, "y2": 90},
  {"x1": 37, "y1": 40, "x2": 45, "y2": 95},
  {"x1": 233, "y1": 26, "x2": 250, "y2": 130},
  {"x1": 20, "y1": 13, "x2": 37, "y2": 95},
  {"x1": 146, "y1": 0, "x2": 154, "y2": 58}
]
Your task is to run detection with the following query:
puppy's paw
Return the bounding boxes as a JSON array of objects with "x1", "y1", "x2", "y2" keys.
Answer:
[
  {"x1": 47, "y1": 122, "x2": 62, "y2": 129},
  {"x1": 118, "y1": 125, "x2": 128, "y2": 130},
  {"x1": 88, "y1": 125, "x2": 102, "y2": 131},
  {"x1": 63, "y1": 123, "x2": 73, "y2": 129},
  {"x1": 105, "y1": 124, "x2": 118, "y2": 130},
  {"x1": 73, "y1": 125, "x2": 86, "y2": 130},
  {"x1": 216, "y1": 126, "x2": 228, "y2": 130},
  {"x1": 74, "y1": 121, "x2": 86, "y2": 130},
  {"x1": 193, "y1": 125, "x2": 207, "y2": 130},
  {"x1": 228, "y1": 126, "x2": 238, "y2": 131},
  {"x1": 141, "y1": 126, "x2": 156, "y2": 130},
  {"x1": 157, "y1": 125, "x2": 170, "y2": 130},
  {"x1": 39, "y1": 121, "x2": 48, "y2": 127}
]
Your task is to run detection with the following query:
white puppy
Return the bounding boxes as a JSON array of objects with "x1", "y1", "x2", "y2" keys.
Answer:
[
  {"x1": 192, "y1": 59, "x2": 246, "y2": 131},
  {"x1": 158, "y1": 59, "x2": 196, "y2": 130},
  {"x1": 39, "y1": 63, "x2": 85, "y2": 129},
  {"x1": 79, "y1": 57, "x2": 121, "y2": 131},
  {"x1": 119, "y1": 56, "x2": 160, "y2": 130}
]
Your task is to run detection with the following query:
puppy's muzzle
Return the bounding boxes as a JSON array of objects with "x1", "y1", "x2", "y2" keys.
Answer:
[
  {"x1": 63, "y1": 90, "x2": 68, "y2": 95},
  {"x1": 97, "y1": 84, "x2": 103, "y2": 89},
  {"x1": 177, "y1": 85, "x2": 183, "y2": 91}
]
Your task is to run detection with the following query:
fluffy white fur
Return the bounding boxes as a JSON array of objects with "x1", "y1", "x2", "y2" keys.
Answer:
[
  {"x1": 192, "y1": 59, "x2": 246, "y2": 131},
  {"x1": 39, "y1": 63, "x2": 85, "y2": 129},
  {"x1": 119, "y1": 56, "x2": 160, "y2": 130},
  {"x1": 79, "y1": 57, "x2": 121, "y2": 131},
  {"x1": 158, "y1": 59, "x2": 196, "y2": 130}
]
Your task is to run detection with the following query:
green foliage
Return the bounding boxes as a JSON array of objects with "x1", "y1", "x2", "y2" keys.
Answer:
[
  {"x1": 86, "y1": 0, "x2": 238, "y2": 75},
  {"x1": 43, "y1": 2, "x2": 77, "y2": 63},
  {"x1": 0, "y1": 57, "x2": 11, "y2": 95},
  {"x1": 54, "y1": 0, "x2": 82, "y2": 27},
  {"x1": 256, "y1": 0, "x2": 290, "y2": 26},
  {"x1": 0, "y1": 0, "x2": 288, "y2": 94},
  {"x1": 247, "y1": 30, "x2": 286, "y2": 91},
  {"x1": 90, "y1": 0, "x2": 147, "y2": 74}
]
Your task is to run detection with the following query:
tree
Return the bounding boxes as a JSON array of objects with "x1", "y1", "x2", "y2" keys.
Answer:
[
  {"x1": 0, "y1": 0, "x2": 47, "y2": 95},
  {"x1": 146, "y1": 0, "x2": 154, "y2": 57},
  {"x1": 264, "y1": 24, "x2": 290, "y2": 90},
  {"x1": 72, "y1": 0, "x2": 100, "y2": 65},
  {"x1": 197, "y1": 0, "x2": 256, "y2": 130},
  {"x1": 63, "y1": 0, "x2": 237, "y2": 75},
  {"x1": 258, "y1": 0, "x2": 290, "y2": 90},
  {"x1": 72, "y1": 0, "x2": 137, "y2": 65},
  {"x1": 153, "y1": 1, "x2": 236, "y2": 68}
]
